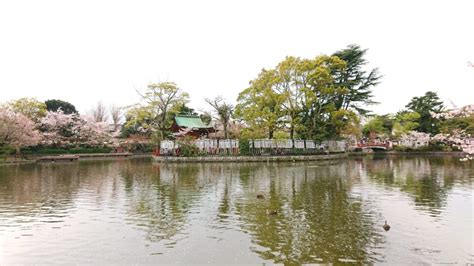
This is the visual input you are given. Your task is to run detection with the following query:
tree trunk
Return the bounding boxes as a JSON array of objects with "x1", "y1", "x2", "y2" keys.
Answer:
[
  {"x1": 268, "y1": 129, "x2": 274, "y2": 139},
  {"x1": 223, "y1": 123, "x2": 228, "y2": 139}
]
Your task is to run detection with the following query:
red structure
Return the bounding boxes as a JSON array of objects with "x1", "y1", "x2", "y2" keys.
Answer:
[{"x1": 357, "y1": 142, "x2": 390, "y2": 150}]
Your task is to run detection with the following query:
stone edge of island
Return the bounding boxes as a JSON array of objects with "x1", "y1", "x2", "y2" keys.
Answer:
[{"x1": 152, "y1": 153, "x2": 348, "y2": 163}]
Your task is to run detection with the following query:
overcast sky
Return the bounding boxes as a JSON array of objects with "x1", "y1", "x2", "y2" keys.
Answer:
[{"x1": 1, "y1": 0, "x2": 473, "y2": 115}]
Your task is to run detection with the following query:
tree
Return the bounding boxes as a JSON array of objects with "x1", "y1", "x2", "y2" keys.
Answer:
[
  {"x1": 362, "y1": 115, "x2": 392, "y2": 138},
  {"x1": 39, "y1": 110, "x2": 110, "y2": 147},
  {"x1": 45, "y1": 99, "x2": 77, "y2": 114},
  {"x1": 298, "y1": 55, "x2": 349, "y2": 140},
  {"x1": 109, "y1": 104, "x2": 123, "y2": 131},
  {"x1": 205, "y1": 96, "x2": 234, "y2": 138},
  {"x1": 173, "y1": 103, "x2": 197, "y2": 116},
  {"x1": 405, "y1": 91, "x2": 444, "y2": 134},
  {"x1": 7, "y1": 97, "x2": 47, "y2": 122},
  {"x1": 89, "y1": 101, "x2": 109, "y2": 123},
  {"x1": 235, "y1": 54, "x2": 357, "y2": 140},
  {"x1": 235, "y1": 69, "x2": 286, "y2": 139},
  {"x1": 199, "y1": 112, "x2": 212, "y2": 126},
  {"x1": 121, "y1": 106, "x2": 156, "y2": 137},
  {"x1": 0, "y1": 107, "x2": 41, "y2": 153},
  {"x1": 392, "y1": 111, "x2": 420, "y2": 137},
  {"x1": 332, "y1": 44, "x2": 381, "y2": 114},
  {"x1": 137, "y1": 81, "x2": 189, "y2": 139}
]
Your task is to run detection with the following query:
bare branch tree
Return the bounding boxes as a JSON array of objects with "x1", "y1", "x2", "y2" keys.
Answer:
[
  {"x1": 89, "y1": 101, "x2": 109, "y2": 123},
  {"x1": 205, "y1": 96, "x2": 234, "y2": 139},
  {"x1": 110, "y1": 104, "x2": 123, "y2": 131}
]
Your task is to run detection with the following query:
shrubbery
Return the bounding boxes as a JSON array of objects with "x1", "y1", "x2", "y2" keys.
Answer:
[
  {"x1": 239, "y1": 139, "x2": 251, "y2": 155},
  {"x1": 393, "y1": 142, "x2": 457, "y2": 152},
  {"x1": 21, "y1": 146, "x2": 113, "y2": 155}
]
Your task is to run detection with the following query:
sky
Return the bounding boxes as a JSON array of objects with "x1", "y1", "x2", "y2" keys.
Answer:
[{"x1": 0, "y1": 0, "x2": 473, "y2": 115}]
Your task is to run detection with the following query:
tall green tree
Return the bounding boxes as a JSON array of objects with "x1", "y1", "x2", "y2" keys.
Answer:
[
  {"x1": 332, "y1": 44, "x2": 381, "y2": 114},
  {"x1": 45, "y1": 99, "x2": 77, "y2": 114},
  {"x1": 235, "y1": 69, "x2": 286, "y2": 139},
  {"x1": 405, "y1": 91, "x2": 444, "y2": 134},
  {"x1": 298, "y1": 55, "x2": 349, "y2": 140}
]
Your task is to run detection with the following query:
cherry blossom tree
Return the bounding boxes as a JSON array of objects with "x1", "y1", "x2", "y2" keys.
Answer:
[
  {"x1": 0, "y1": 107, "x2": 41, "y2": 153},
  {"x1": 39, "y1": 110, "x2": 110, "y2": 147}
]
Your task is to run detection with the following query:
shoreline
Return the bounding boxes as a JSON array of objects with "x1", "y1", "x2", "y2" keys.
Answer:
[
  {"x1": 349, "y1": 151, "x2": 468, "y2": 157},
  {"x1": 152, "y1": 153, "x2": 348, "y2": 163},
  {"x1": 1, "y1": 151, "x2": 469, "y2": 166},
  {"x1": 0, "y1": 153, "x2": 144, "y2": 165}
]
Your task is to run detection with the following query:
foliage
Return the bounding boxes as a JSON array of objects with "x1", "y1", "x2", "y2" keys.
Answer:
[
  {"x1": 7, "y1": 97, "x2": 47, "y2": 122},
  {"x1": 235, "y1": 45, "x2": 380, "y2": 141},
  {"x1": 362, "y1": 115, "x2": 393, "y2": 137},
  {"x1": 172, "y1": 103, "x2": 197, "y2": 116},
  {"x1": 440, "y1": 115, "x2": 474, "y2": 135},
  {"x1": 392, "y1": 111, "x2": 420, "y2": 137},
  {"x1": 137, "y1": 81, "x2": 190, "y2": 139},
  {"x1": 235, "y1": 69, "x2": 286, "y2": 139},
  {"x1": 21, "y1": 146, "x2": 113, "y2": 155},
  {"x1": 45, "y1": 99, "x2": 77, "y2": 114},
  {"x1": 273, "y1": 131, "x2": 290, "y2": 139},
  {"x1": 393, "y1": 143, "x2": 447, "y2": 152},
  {"x1": 405, "y1": 91, "x2": 444, "y2": 135},
  {"x1": 0, "y1": 107, "x2": 41, "y2": 152},
  {"x1": 239, "y1": 125, "x2": 267, "y2": 139},
  {"x1": 199, "y1": 112, "x2": 212, "y2": 126},
  {"x1": 176, "y1": 137, "x2": 199, "y2": 157},
  {"x1": 332, "y1": 44, "x2": 381, "y2": 114},
  {"x1": 121, "y1": 106, "x2": 156, "y2": 137},
  {"x1": 205, "y1": 96, "x2": 234, "y2": 138},
  {"x1": 435, "y1": 105, "x2": 474, "y2": 136},
  {"x1": 238, "y1": 139, "x2": 251, "y2": 155}
]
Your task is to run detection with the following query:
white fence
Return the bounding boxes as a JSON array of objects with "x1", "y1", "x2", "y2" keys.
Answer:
[{"x1": 160, "y1": 139, "x2": 347, "y2": 156}]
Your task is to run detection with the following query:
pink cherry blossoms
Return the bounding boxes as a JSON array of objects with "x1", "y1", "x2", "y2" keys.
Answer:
[
  {"x1": 39, "y1": 110, "x2": 110, "y2": 147},
  {"x1": 0, "y1": 107, "x2": 41, "y2": 151}
]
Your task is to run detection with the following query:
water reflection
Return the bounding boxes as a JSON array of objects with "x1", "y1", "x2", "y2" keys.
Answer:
[
  {"x1": 0, "y1": 156, "x2": 472, "y2": 264},
  {"x1": 364, "y1": 155, "x2": 472, "y2": 216}
]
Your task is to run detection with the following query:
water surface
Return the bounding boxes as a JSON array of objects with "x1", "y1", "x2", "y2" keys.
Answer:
[{"x1": 0, "y1": 156, "x2": 472, "y2": 264}]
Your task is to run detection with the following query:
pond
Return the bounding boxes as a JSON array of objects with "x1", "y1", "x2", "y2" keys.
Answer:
[{"x1": 0, "y1": 156, "x2": 472, "y2": 264}]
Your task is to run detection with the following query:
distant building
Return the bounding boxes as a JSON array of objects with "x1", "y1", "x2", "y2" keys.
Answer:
[{"x1": 170, "y1": 115, "x2": 216, "y2": 138}]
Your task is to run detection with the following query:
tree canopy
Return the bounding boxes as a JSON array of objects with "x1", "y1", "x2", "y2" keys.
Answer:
[
  {"x1": 405, "y1": 91, "x2": 444, "y2": 135},
  {"x1": 332, "y1": 44, "x2": 381, "y2": 114},
  {"x1": 7, "y1": 97, "x2": 47, "y2": 122},
  {"x1": 45, "y1": 99, "x2": 77, "y2": 114},
  {"x1": 235, "y1": 45, "x2": 380, "y2": 140},
  {"x1": 136, "y1": 81, "x2": 190, "y2": 139}
]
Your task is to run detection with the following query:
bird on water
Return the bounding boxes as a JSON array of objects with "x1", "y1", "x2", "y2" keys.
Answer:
[
  {"x1": 266, "y1": 209, "x2": 278, "y2": 216},
  {"x1": 383, "y1": 220, "x2": 391, "y2": 231}
]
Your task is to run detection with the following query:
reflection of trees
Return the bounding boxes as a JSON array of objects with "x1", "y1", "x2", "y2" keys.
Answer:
[
  {"x1": 0, "y1": 160, "x2": 120, "y2": 224},
  {"x1": 121, "y1": 162, "x2": 208, "y2": 243},
  {"x1": 235, "y1": 162, "x2": 382, "y2": 264},
  {"x1": 365, "y1": 155, "x2": 470, "y2": 215}
]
